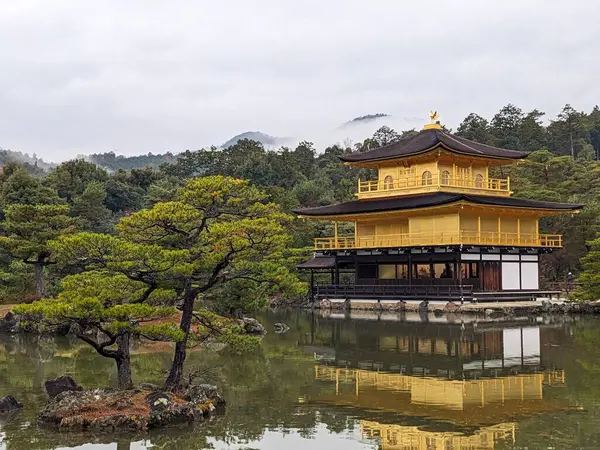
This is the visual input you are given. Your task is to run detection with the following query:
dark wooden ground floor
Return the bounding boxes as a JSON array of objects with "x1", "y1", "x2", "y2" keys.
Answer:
[{"x1": 298, "y1": 246, "x2": 556, "y2": 302}]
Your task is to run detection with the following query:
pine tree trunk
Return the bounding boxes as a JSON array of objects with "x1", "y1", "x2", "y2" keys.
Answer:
[
  {"x1": 570, "y1": 131, "x2": 575, "y2": 160},
  {"x1": 34, "y1": 263, "x2": 45, "y2": 298},
  {"x1": 115, "y1": 332, "x2": 133, "y2": 390},
  {"x1": 164, "y1": 289, "x2": 195, "y2": 392}
]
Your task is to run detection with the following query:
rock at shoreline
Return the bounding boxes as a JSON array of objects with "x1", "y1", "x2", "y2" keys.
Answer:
[
  {"x1": 242, "y1": 317, "x2": 266, "y2": 335},
  {"x1": 319, "y1": 299, "x2": 331, "y2": 309},
  {"x1": 391, "y1": 301, "x2": 407, "y2": 312},
  {"x1": 0, "y1": 312, "x2": 17, "y2": 333},
  {"x1": 444, "y1": 302, "x2": 460, "y2": 312},
  {"x1": 39, "y1": 386, "x2": 222, "y2": 431},
  {"x1": 0, "y1": 395, "x2": 23, "y2": 413},
  {"x1": 273, "y1": 323, "x2": 290, "y2": 334},
  {"x1": 139, "y1": 383, "x2": 161, "y2": 391},
  {"x1": 183, "y1": 384, "x2": 225, "y2": 407},
  {"x1": 45, "y1": 376, "x2": 84, "y2": 398}
]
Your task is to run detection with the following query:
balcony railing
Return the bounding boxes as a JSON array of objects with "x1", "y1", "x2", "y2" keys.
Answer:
[
  {"x1": 314, "y1": 231, "x2": 562, "y2": 250},
  {"x1": 357, "y1": 173, "x2": 510, "y2": 199}
]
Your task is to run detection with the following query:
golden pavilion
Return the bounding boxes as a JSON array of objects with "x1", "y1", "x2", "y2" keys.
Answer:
[{"x1": 295, "y1": 114, "x2": 583, "y2": 302}]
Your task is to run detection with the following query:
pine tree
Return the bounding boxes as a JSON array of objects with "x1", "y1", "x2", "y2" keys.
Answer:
[{"x1": 71, "y1": 181, "x2": 113, "y2": 232}]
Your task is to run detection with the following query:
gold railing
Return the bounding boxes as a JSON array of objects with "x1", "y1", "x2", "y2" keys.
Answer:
[
  {"x1": 358, "y1": 173, "x2": 510, "y2": 198},
  {"x1": 314, "y1": 231, "x2": 562, "y2": 250}
]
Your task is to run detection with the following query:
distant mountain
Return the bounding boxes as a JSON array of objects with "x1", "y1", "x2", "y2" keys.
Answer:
[
  {"x1": 341, "y1": 113, "x2": 390, "y2": 127},
  {"x1": 222, "y1": 131, "x2": 286, "y2": 148}
]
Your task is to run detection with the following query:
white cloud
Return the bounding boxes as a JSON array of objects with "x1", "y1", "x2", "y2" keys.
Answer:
[{"x1": 0, "y1": 0, "x2": 598, "y2": 161}]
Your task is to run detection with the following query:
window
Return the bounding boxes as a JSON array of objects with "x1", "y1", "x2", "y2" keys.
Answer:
[
  {"x1": 475, "y1": 173, "x2": 484, "y2": 188},
  {"x1": 397, "y1": 264, "x2": 409, "y2": 279},
  {"x1": 441, "y1": 170, "x2": 450, "y2": 185},
  {"x1": 383, "y1": 175, "x2": 394, "y2": 190},
  {"x1": 378, "y1": 264, "x2": 408, "y2": 280},
  {"x1": 461, "y1": 262, "x2": 479, "y2": 279},
  {"x1": 379, "y1": 264, "x2": 396, "y2": 279},
  {"x1": 434, "y1": 263, "x2": 454, "y2": 279},
  {"x1": 413, "y1": 264, "x2": 432, "y2": 279},
  {"x1": 421, "y1": 170, "x2": 433, "y2": 186},
  {"x1": 358, "y1": 265, "x2": 377, "y2": 279}
]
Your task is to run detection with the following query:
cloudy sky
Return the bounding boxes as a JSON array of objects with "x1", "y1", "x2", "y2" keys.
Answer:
[{"x1": 0, "y1": 0, "x2": 598, "y2": 161}]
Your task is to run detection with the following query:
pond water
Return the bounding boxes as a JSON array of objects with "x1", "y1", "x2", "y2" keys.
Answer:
[{"x1": 0, "y1": 310, "x2": 599, "y2": 449}]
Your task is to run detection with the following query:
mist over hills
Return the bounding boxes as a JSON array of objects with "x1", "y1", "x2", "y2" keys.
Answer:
[
  {"x1": 0, "y1": 147, "x2": 55, "y2": 172},
  {"x1": 341, "y1": 113, "x2": 390, "y2": 127},
  {"x1": 0, "y1": 112, "x2": 411, "y2": 172},
  {"x1": 221, "y1": 131, "x2": 291, "y2": 149}
]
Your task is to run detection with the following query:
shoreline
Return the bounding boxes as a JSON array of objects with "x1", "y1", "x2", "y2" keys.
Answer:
[{"x1": 310, "y1": 298, "x2": 600, "y2": 316}]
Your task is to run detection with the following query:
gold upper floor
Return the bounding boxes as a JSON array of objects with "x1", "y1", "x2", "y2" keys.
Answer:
[
  {"x1": 356, "y1": 152, "x2": 513, "y2": 200},
  {"x1": 313, "y1": 206, "x2": 563, "y2": 250}
]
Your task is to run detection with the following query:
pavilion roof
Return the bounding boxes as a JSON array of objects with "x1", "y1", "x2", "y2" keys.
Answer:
[
  {"x1": 294, "y1": 192, "x2": 584, "y2": 217},
  {"x1": 340, "y1": 128, "x2": 529, "y2": 164},
  {"x1": 296, "y1": 256, "x2": 336, "y2": 269}
]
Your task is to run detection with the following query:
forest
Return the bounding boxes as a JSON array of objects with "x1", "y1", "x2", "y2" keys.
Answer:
[{"x1": 1, "y1": 103, "x2": 600, "y2": 305}]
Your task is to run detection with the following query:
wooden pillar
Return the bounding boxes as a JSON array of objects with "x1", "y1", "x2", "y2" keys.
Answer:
[
  {"x1": 408, "y1": 251, "x2": 413, "y2": 286},
  {"x1": 334, "y1": 221, "x2": 339, "y2": 248},
  {"x1": 310, "y1": 270, "x2": 315, "y2": 303},
  {"x1": 458, "y1": 253, "x2": 464, "y2": 303},
  {"x1": 517, "y1": 218, "x2": 521, "y2": 245},
  {"x1": 479, "y1": 381, "x2": 485, "y2": 407},
  {"x1": 498, "y1": 217, "x2": 501, "y2": 243},
  {"x1": 354, "y1": 222, "x2": 358, "y2": 247},
  {"x1": 477, "y1": 215, "x2": 481, "y2": 244},
  {"x1": 452, "y1": 162, "x2": 456, "y2": 184},
  {"x1": 354, "y1": 253, "x2": 359, "y2": 285}
]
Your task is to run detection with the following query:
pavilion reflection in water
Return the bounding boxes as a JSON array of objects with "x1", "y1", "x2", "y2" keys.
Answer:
[{"x1": 302, "y1": 314, "x2": 573, "y2": 449}]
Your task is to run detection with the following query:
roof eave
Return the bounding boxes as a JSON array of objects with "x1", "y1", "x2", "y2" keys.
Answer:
[
  {"x1": 294, "y1": 200, "x2": 584, "y2": 220},
  {"x1": 339, "y1": 144, "x2": 528, "y2": 165}
]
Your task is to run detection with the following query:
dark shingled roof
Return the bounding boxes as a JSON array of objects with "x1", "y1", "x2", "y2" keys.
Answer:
[
  {"x1": 340, "y1": 129, "x2": 529, "y2": 163},
  {"x1": 294, "y1": 192, "x2": 584, "y2": 217},
  {"x1": 297, "y1": 256, "x2": 336, "y2": 269}
]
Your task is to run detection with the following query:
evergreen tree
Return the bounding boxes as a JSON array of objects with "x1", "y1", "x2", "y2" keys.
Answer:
[
  {"x1": 41, "y1": 176, "x2": 304, "y2": 392},
  {"x1": 45, "y1": 159, "x2": 108, "y2": 202},
  {"x1": 456, "y1": 113, "x2": 493, "y2": 143},
  {"x1": 14, "y1": 270, "x2": 184, "y2": 389},
  {"x1": 0, "y1": 204, "x2": 76, "y2": 296},
  {"x1": 70, "y1": 181, "x2": 113, "y2": 233},
  {"x1": 1, "y1": 169, "x2": 62, "y2": 207},
  {"x1": 577, "y1": 234, "x2": 600, "y2": 300}
]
